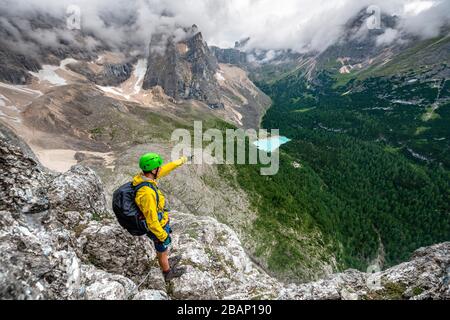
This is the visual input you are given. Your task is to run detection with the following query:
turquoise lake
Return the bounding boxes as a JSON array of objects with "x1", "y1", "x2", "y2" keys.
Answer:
[{"x1": 253, "y1": 136, "x2": 291, "y2": 152}]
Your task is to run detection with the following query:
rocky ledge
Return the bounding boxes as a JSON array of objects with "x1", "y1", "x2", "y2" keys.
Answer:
[{"x1": 0, "y1": 133, "x2": 449, "y2": 300}]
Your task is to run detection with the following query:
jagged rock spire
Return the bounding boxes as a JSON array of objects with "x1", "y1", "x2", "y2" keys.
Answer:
[{"x1": 142, "y1": 26, "x2": 222, "y2": 106}]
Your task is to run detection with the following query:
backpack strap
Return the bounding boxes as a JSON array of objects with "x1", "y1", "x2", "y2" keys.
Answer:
[{"x1": 134, "y1": 181, "x2": 159, "y2": 208}]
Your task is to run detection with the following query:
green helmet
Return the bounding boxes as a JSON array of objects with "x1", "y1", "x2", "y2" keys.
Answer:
[{"x1": 139, "y1": 153, "x2": 163, "y2": 172}]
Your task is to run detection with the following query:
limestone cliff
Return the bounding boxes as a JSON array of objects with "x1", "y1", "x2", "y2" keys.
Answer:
[{"x1": 143, "y1": 26, "x2": 221, "y2": 106}]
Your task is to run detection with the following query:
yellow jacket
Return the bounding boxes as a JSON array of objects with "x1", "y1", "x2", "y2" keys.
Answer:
[{"x1": 132, "y1": 156, "x2": 187, "y2": 241}]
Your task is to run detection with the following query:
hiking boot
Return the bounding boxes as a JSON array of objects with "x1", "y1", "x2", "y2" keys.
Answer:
[
  {"x1": 169, "y1": 255, "x2": 182, "y2": 268},
  {"x1": 163, "y1": 266, "x2": 186, "y2": 282}
]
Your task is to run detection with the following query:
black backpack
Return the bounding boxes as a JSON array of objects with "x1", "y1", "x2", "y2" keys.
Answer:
[{"x1": 112, "y1": 181, "x2": 159, "y2": 236}]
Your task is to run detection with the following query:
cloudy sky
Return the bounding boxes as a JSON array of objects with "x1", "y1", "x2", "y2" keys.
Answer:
[{"x1": 1, "y1": 0, "x2": 449, "y2": 54}]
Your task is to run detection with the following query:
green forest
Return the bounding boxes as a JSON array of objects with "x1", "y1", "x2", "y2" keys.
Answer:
[{"x1": 221, "y1": 70, "x2": 450, "y2": 275}]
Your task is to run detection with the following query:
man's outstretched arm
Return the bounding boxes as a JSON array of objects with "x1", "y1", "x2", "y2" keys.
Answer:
[{"x1": 157, "y1": 156, "x2": 188, "y2": 179}]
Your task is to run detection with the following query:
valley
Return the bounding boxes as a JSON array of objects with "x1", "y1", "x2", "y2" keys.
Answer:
[
  {"x1": 238, "y1": 46, "x2": 450, "y2": 274},
  {"x1": 0, "y1": 3, "x2": 449, "y2": 291}
]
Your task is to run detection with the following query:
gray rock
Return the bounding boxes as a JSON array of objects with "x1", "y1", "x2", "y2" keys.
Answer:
[
  {"x1": 81, "y1": 265, "x2": 136, "y2": 300},
  {"x1": 143, "y1": 26, "x2": 221, "y2": 105},
  {"x1": 133, "y1": 289, "x2": 169, "y2": 300},
  {"x1": 0, "y1": 137, "x2": 50, "y2": 213},
  {"x1": 0, "y1": 210, "x2": 82, "y2": 299},
  {"x1": 48, "y1": 165, "x2": 107, "y2": 213},
  {"x1": 66, "y1": 62, "x2": 133, "y2": 87},
  {"x1": 210, "y1": 46, "x2": 247, "y2": 65},
  {"x1": 77, "y1": 222, "x2": 156, "y2": 280},
  {"x1": 0, "y1": 45, "x2": 41, "y2": 84}
]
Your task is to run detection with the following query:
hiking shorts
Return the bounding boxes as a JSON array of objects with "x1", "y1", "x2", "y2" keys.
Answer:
[{"x1": 146, "y1": 212, "x2": 172, "y2": 253}]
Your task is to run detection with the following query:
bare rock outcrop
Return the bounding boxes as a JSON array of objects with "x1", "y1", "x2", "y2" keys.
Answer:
[
  {"x1": 0, "y1": 135, "x2": 50, "y2": 213},
  {"x1": 143, "y1": 26, "x2": 222, "y2": 106},
  {"x1": 48, "y1": 165, "x2": 107, "y2": 213},
  {"x1": 279, "y1": 242, "x2": 450, "y2": 300},
  {"x1": 66, "y1": 61, "x2": 133, "y2": 86},
  {"x1": 0, "y1": 133, "x2": 449, "y2": 300}
]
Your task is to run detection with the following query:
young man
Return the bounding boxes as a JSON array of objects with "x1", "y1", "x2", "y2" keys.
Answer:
[{"x1": 133, "y1": 152, "x2": 188, "y2": 281}]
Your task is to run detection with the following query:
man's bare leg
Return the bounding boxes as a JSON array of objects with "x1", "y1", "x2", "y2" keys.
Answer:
[{"x1": 157, "y1": 251, "x2": 170, "y2": 272}]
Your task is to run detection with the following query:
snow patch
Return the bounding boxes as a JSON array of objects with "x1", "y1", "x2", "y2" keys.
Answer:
[
  {"x1": 27, "y1": 58, "x2": 78, "y2": 87},
  {"x1": 0, "y1": 82, "x2": 43, "y2": 97},
  {"x1": 0, "y1": 110, "x2": 21, "y2": 123},
  {"x1": 98, "y1": 86, "x2": 130, "y2": 100},
  {"x1": 0, "y1": 92, "x2": 22, "y2": 123},
  {"x1": 60, "y1": 58, "x2": 78, "y2": 69},
  {"x1": 0, "y1": 94, "x2": 19, "y2": 112},
  {"x1": 0, "y1": 94, "x2": 7, "y2": 106},
  {"x1": 30, "y1": 65, "x2": 67, "y2": 86},
  {"x1": 215, "y1": 71, "x2": 225, "y2": 82},
  {"x1": 133, "y1": 59, "x2": 147, "y2": 94},
  {"x1": 230, "y1": 108, "x2": 243, "y2": 126},
  {"x1": 97, "y1": 59, "x2": 148, "y2": 100}
]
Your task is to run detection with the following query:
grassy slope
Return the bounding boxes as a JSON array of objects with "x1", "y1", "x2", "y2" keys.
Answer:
[{"x1": 332, "y1": 34, "x2": 450, "y2": 87}]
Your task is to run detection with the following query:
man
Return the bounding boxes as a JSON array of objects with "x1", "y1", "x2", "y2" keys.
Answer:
[{"x1": 133, "y1": 152, "x2": 188, "y2": 281}]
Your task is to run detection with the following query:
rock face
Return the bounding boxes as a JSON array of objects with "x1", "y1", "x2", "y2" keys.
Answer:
[
  {"x1": 0, "y1": 133, "x2": 160, "y2": 299},
  {"x1": 0, "y1": 45, "x2": 41, "y2": 84},
  {"x1": 0, "y1": 133, "x2": 449, "y2": 300},
  {"x1": 0, "y1": 134, "x2": 50, "y2": 213},
  {"x1": 0, "y1": 12, "x2": 95, "y2": 85},
  {"x1": 66, "y1": 62, "x2": 134, "y2": 86},
  {"x1": 210, "y1": 46, "x2": 247, "y2": 66},
  {"x1": 143, "y1": 26, "x2": 222, "y2": 106}
]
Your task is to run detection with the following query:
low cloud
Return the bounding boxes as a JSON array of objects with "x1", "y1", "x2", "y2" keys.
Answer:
[
  {"x1": 0, "y1": 0, "x2": 449, "y2": 57},
  {"x1": 376, "y1": 28, "x2": 400, "y2": 46}
]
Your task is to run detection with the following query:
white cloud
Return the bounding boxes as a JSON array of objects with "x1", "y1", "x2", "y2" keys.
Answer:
[
  {"x1": 0, "y1": 0, "x2": 449, "y2": 55},
  {"x1": 399, "y1": 0, "x2": 450, "y2": 39},
  {"x1": 376, "y1": 28, "x2": 400, "y2": 46},
  {"x1": 404, "y1": 0, "x2": 436, "y2": 16}
]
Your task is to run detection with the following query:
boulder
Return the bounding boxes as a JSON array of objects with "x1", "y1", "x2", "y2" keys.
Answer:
[
  {"x1": 0, "y1": 137, "x2": 49, "y2": 213},
  {"x1": 81, "y1": 265, "x2": 136, "y2": 300},
  {"x1": 77, "y1": 222, "x2": 156, "y2": 280},
  {"x1": 48, "y1": 165, "x2": 107, "y2": 213},
  {"x1": 133, "y1": 289, "x2": 169, "y2": 300}
]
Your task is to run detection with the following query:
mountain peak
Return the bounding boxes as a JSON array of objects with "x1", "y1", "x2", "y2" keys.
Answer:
[{"x1": 143, "y1": 26, "x2": 221, "y2": 105}]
